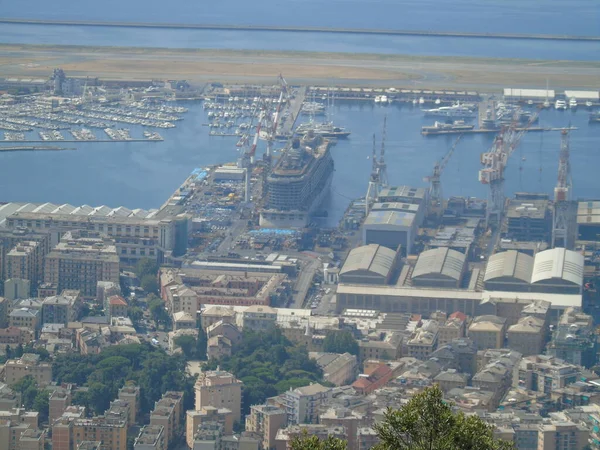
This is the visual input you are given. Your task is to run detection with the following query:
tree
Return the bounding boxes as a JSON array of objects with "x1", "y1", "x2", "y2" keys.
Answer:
[
  {"x1": 290, "y1": 432, "x2": 347, "y2": 450},
  {"x1": 175, "y1": 335, "x2": 196, "y2": 359},
  {"x1": 12, "y1": 375, "x2": 38, "y2": 409},
  {"x1": 148, "y1": 295, "x2": 169, "y2": 329},
  {"x1": 141, "y1": 274, "x2": 158, "y2": 295},
  {"x1": 195, "y1": 330, "x2": 208, "y2": 361},
  {"x1": 5, "y1": 345, "x2": 11, "y2": 359},
  {"x1": 136, "y1": 258, "x2": 158, "y2": 279},
  {"x1": 373, "y1": 385, "x2": 514, "y2": 450},
  {"x1": 128, "y1": 306, "x2": 144, "y2": 329},
  {"x1": 33, "y1": 389, "x2": 50, "y2": 423},
  {"x1": 322, "y1": 331, "x2": 359, "y2": 356}
]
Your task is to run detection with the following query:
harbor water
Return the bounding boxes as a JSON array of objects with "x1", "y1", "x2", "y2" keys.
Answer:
[{"x1": 1, "y1": 102, "x2": 599, "y2": 227}]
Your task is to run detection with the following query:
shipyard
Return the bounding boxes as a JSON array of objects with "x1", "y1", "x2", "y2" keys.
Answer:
[{"x1": 1, "y1": 3, "x2": 600, "y2": 449}]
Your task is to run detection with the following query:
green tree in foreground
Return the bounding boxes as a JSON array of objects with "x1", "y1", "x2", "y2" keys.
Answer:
[
  {"x1": 322, "y1": 331, "x2": 359, "y2": 356},
  {"x1": 141, "y1": 274, "x2": 159, "y2": 295},
  {"x1": 373, "y1": 385, "x2": 514, "y2": 450},
  {"x1": 291, "y1": 432, "x2": 347, "y2": 450},
  {"x1": 291, "y1": 385, "x2": 513, "y2": 450}
]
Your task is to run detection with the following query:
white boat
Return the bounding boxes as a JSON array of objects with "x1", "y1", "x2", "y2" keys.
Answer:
[
  {"x1": 555, "y1": 100, "x2": 567, "y2": 110},
  {"x1": 423, "y1": 102, "x2": 477, "y2": 118},
  {"x1": 418, "y1": 97, "x2": 425, "y2": 105},
  {"x1": 569, "y1": 98, "x2": 578, "y2": 109},
  {"x1": 380, "y1": 95, "x2": 389, "y2": 105},
  {"x1": 435, "y1": 98, "x2": 441, "y2": 105},
  {"x1": 585, "y1": 101, "x2": 593, "y2": 108},
  {"x1": 543, "y1": 100, "x2": 551, "y2": 109},
  {"x1": 412, "y1": 99, "x2": 418, "y2": 106},
  {"x1": 374, "y1": 96, "x2": 382, "y2": 104}
]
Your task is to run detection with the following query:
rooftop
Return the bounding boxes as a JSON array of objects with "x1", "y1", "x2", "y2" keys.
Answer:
[
  {"x1": 340, "y1": 244, "x2": 397, "y2": 279},
  {"x1": 531, "y1": 248, "x2": 584, "y2": 287},
  {"x1": 364, "y1": 210, "x2": 416, "y2": 228},
  {"x1": 484, "y1": 250, "x2": 533, "y2": 284},
  {"x1": 412, "y1": 247, "x2": 465, "y2": 282}
]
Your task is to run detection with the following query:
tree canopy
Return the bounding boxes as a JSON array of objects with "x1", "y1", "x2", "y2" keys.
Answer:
[
  {"x1": 373, "y1": 385, "x2": 514, "y2": 450},
  {"x1": 135, "y1": 258, "x2": 158, "y2": 280},
  {"x1": 322, "y1": 331, "x2": 359, "y2": 356},
  {"x1": 52, "y1": 343, "x2": 194, "y2": 416},
  {"x1": 203, "y1": 327, "x2": 324, "y2": 414},
  {"x1": 291, "y1": 385, "x2": 514, "y2": 450}
]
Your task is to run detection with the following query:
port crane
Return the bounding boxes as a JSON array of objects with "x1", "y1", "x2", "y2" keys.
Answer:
[
  {"x1": 424, "y1": 134, "x2": 462, "y2": 218},
  {"x1": 478, "y1": 111, "x2": 539, "y2": 228},
  {"x1": 365, "y1": 117, "x2": 389, "y2": 214},
  {"x1": 552, "y1": 129, "x2": 574, "y2": 248}
]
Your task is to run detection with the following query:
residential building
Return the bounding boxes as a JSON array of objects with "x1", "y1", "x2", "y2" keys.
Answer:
[
  {"x1": 352, "y1": 364, "x2": 393, "y2": 395},
  {"x1": 505, "y1": 197, "x2": 551, "y2": 242},
  {"x1": 52, "y1": 406, "x2": 86, "y2": 450},
  {"x1": 134, "y1": 425, "x2": 165, "y2": 450},
  {"x1": 434, "y1": 369, "x2": 468, "y2": 393},
  {"x1": 44, "y1": 231, "x2": 119, "y2": 298},
  {"x1": 246, "y1": 405, "x2": 287, "y2": 450},
  {"x1": 472, "y1": 350, "x2": 521, "y2": 409},
  {"x1": 358, "y1": 331, "x2": 403, "y2": 362},
  {"x1": 407, "y1": 321, "x2": 439, "y2": 360},
  {"x1": 9, "y1": 307, "x2": 40, "y2": 331},
  {"x1": 5, "y1": 241, "x2": 44, "y2": 295},
  {"x1": 206, "y1": 321, "x2": 242, "y2": 347},
  {"x1": 272, "y1": 384, "x2": 332, "y2": 425},
  {"x1": 200, "y1": 306, "x2": 236, "y2": 330},
  {"x1": 308, "y1": 352, "x2": 358, "y2": 386},
  {"x1": 222, "y1": 432, "x2": 261, "y2": 450},
  {"x1": 3, "y1": 205, "x2": 190, "y2": 266},
  {"x1": 160, "y1": 268, "x2": 289, "y2": 311},
  {"x1": 118, "y1": 384, "x2": 140, "y2": 424},
  {"x1": 77, "y1": 443, "x2": 102, "y2": 450},
  {"x1": 517, "y1": 355, "x2": 580, "y2": 394},
  {"x1": 0, "y1": 227, "x2": 50, "y2": 288},
  {"x1": 173, "y1": 311, "x2": 196, "y2": 331},
  {"x1": 548, "y1": 307, "x2": 597, "y2": 368},
  {"x1": 106, "y1": 295, "x2": 128, "y2": 319},
  {"x1": 437, "y1": 311, "x2": 466, "y2": 346},
  {"x1": 71, "y1": 402, "x2": 128, "y2": 450},
  {"x1": 357, "y1": 428, "x2": 379, "y2": 450},
  {"x1": 195, "y1": 370, "x2": 242, "y2": 423},
  {"x1": 3, "y1": 279, "x2": 31, "y2": 302},
  {"x1": 242, "y1": 305, "x2": 278, "y2": 331},
  {"x1": 42, "y1": 293, "x2": 82, "y2": 325},
  {"x1": 49, "y1": 386, "x2": 72, "y2": 424},
  {"x1": 0, "y1": 326, "x2": 25, "y2": 347},
  {"x1": 537, "y1": 420, "x2": 588, "y2": 450},
  {"x1": 506, "y1": 316, "x2": 545, "y2": 356},
  {"x1": 0, "y1": 297, "x2": 7, "y2": 328},
  {"x1": 468, "y1": 315, "x2": 507, "y2": 350},
  {"x1": 19, "y1": 428, "x2": 45, "y2": 450},
  {"x1": 5, "y1": 353, "x2": 52, "y2": 385},
  {"x1": 207, "y1": 336, "x2": 233, "y2": 360},
  {"x1": 0, "y1": 384, "x2": 20, "y2": 411},
  {"x1": 430, "y1": 338, "x2": 478, "y2": 376},
  {"x1": 320, "y1": 407, "x2": 368, "y2": 450},
  {"x1": 150, "y1": 392, "x2": 184, "y2": 449},
  {"x1": 186, "y1": 407, "x2": 233, "y2": 449}
]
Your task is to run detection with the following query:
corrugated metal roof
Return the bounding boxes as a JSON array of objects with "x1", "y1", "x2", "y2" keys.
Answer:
[
  {"x1": 32, "y1": 203, "x2": 58, "y2": 214},
  {"x1": 339, "y1": 244, "x2": 396, "y2": 278},
  {"x1": 503, "y1": 88, "x2": 555, "y2": 99},
  {"x1": 71, "y1": 205, "x2": 94, "y2": 215},
  {"x1": 412, "y1": 247, "x2": 465, "y2": 282},
  {"x1": 531, "y1": 248, "x2": 584, "y2": 286},
  {"x1": 108, "y1": 206, "x2": 132, "y2": 217},
  {"x1": 364, "y1": 210, "x2": 415, "y2": 228},
  {"x1": 564, "y1": 90, "x2": 599, "y2": 100},
  {"x1": 90, "y1": 205, "x2": 111, "y2": 216},
  {"x1": 484, "y1": 250, "x2": 533, "y2": 283}
]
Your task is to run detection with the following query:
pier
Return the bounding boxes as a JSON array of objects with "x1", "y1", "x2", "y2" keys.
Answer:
[
  {"x1": 1, "y1": 18, "x2": 599, "y2": 42},
  {"x1": 0, "y1": 146, "x2": 75, "y2": 152},
  {"x1": 421, "y1": 127, "x2": 578, "y2": 137},
  {"x1": 1, "y1": 139, "x2": 163, "y2": 143},
  {"x1": 277, "y1": 86, "x2": 307, "y2": 139}
]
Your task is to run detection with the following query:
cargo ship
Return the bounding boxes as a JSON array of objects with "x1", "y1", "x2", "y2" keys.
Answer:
[{"x1": 260, "y1": 133, "x2": 334, "y2": 228}]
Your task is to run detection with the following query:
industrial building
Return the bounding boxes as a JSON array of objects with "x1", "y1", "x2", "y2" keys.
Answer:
[
  {"x1": 505, "y1": 197, "x2": 551, "y2": 242},
  {"x1": 339, "y1": 244, "x2": 399, "y2": 285},
  {"x1": 503, "y1": 88, "x2": 555, "y2": 101},
  {"x1": 577, "y1": 200, "x2": 600, "y2": 241},
  {"x1": 362, "y1": 210, "x2": 417, "y2": 254},
  {"x1": 483, "y1": 248, "x2": 584, "y2": 295},
  {"x1": 410, "y1": 247, "x2": 466, "y2": 289}
]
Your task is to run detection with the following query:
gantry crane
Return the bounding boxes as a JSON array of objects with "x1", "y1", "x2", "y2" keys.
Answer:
[
  {"x1": 424, "y1": 134, "x2": 462, "y2": 218},
  {"x1": 478, "y1": 111, "x2": 539, "y2": 228},
  {"x1": 365, "y1": 134, "x2": 380, "y2": 215},
  {"x1": 378, "y1": 116, "x2": 389, "y2": 188}
]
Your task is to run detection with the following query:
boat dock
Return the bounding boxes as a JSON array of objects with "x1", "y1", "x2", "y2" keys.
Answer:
[
  {"x1": 276, "y1": 86, "x2": 307, "y2": 139},
  {"x1": 0, "y1": 139, "x2": 163, "y2": 143},
  {"x1": 422, "y1": 126, "x2": 577, "y2": 137}
]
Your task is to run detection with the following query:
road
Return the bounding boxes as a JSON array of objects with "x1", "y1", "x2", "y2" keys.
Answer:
[
  {"x1": 292, "y1": 257, "x2": 321, "y2": 308},
  {"x1": 2, "y1": 44, "x2": 599, "y2": 90}
]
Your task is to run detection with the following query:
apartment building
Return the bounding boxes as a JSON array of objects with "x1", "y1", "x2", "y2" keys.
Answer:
[
  {"x1": 186, "y1": 407, "x2": 233, "y2": 449},
  {"x1": 246, "y1": 405, "x2": 286, "y2": 450},
  {"x1": 118, "y1": 385, "x2": 141, "y2": 424},
  {"x1": 149, "y1": 392, "x2": 183, "y2": 449},
  {"x1": 0, "y1": 227, "x2": 50, "y2": 286},
  {"x1": 5, "y1": 241, "x2": 44, "y2": 295},
  {"x1": 195, "y1": 370, "x2": 242, "y2": 423},
  {"x1": 468, "y1": 315, "x2": 507, "y2": 350},
  {"x1": 42, "y1": 292, "x2": 82, "y2": 325},
  {"x1": 437, "y1": 311, "x2": 466, "y2": 346},
  {"x1": 44, "y1": 231, "x2": 119, "y2": 298},
  {"x1": 49, "y1": 386, "x2": 72, "y2": 424},
  {"x1": 4, "y1": 206, "x2": 190, "y2": 266},
  {"x1": 537, "y1": 420, "x2": 589, "y2": 450},
  {"x1": 4, "y1": 353, "x2": 52, "y2": 385},
  {"x1": 9, "y1": 307, "x2": 40, "y2": 331},
  {"x1": 134, "y1": 425, "x2": 165, "y2": 450},
  {"x1": 518, "y1": 355, "x2": 580, "y2": 394},
  {"x1": 71, "y1": 402, "x2": 128, "y2": 450},
  {"x1": 271, "y1": 384, "x2": 332, "y2": 425},
  {"x1": 506, "y1": 316, "x2": 545, "y2": 356}
]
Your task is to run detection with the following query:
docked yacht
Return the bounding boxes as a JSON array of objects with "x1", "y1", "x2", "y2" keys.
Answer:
[
  {"x1": 423, "y1": 103, "x2": 477, "y2": 118},
  {"x1": 569, "y1": 98, "x2": 578, "y2": 109},
  {"x1": 555, "y1": 100, "x2": 567, "y2": 110}
]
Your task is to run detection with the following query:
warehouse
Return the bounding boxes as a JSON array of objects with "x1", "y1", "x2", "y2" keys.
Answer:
[
  {"x1": 564, "y1": 90, "x2": 599, "y2": 101},
  {"x1": 577, "y1": 200, "x2": 600, "y2": 241},
  {"x1": 339, "y1": 244, "x2": 399, "y2": 285},
  {"x1": 362, "y1": 210, "x2": 417, "y2": 254},
  {"x1": 483, "y1": 250, "x2": 533, "y2": 292},
  {"x1": 503, "y1": 88, "x2": 555, "y2": 101},
  {"x1": 377, "y1": 185, "x2": 427, "y2": 225},
  {"x1": 530, "y1": 248, "x2": 584, "y2": 295},
  {"x1": 411, "y1": 247, "x2": 466, "y2": 289}
]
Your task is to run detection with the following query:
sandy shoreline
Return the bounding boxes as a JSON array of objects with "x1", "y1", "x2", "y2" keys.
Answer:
[{"x1": 1, "y1": 44, "x2": 599, "y2": 90}]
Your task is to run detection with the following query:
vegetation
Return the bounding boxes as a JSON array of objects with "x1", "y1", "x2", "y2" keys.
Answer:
[
  {"x1": 291, "y1": 433, "x2": 347, "y2": 450},
  {"x1": 141, "y1": 274, "x2": 159, "y2": 295},
  {"x1": 204, "y1": 327, "x2": 324, "y2": 414},
  {"x1": 322, "y1": 331, "x2": 359, "y2": 356},
  {"x1": 135, "y1": 258, "x2": 159, "y2": 280},
  {"x1": 52, "y1": 343, "x2": 194, "y2": 416},
  {"x1": 147, "y1": 294, "x2": 169, "y2": 329},
  {"x1": 12, "y1": 375, "x2": 50, "y2": 423},
  {"x1": 373, "y1": 385, "x2": 514, "y2": 450},
  {"x1": 290, "y1": 385, "x2": 513, "y2": 450}
]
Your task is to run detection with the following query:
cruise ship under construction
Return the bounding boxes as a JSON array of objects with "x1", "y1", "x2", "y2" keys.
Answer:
[{"x1": 260, "y1": 133, "x2": 334, "y2": 228}]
